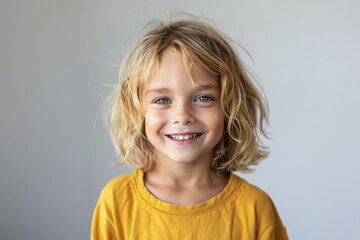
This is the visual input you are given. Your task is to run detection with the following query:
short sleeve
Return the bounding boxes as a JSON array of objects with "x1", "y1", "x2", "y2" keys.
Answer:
[
  {"x1": 91, "y1": 188, "x2": 117, "y2": 240},
  {"x1": 259, "y1": 225, "x2": 276, "y2": 240},
  {"x1": 258, "y1": 198, "x2": 289, "y2": 240},
  {"x1": 270, "y1": 198, "x2": 289, "y2": 240},
  {"x1": 258, "y1": 224, "x2": 288, "y2": 240}
]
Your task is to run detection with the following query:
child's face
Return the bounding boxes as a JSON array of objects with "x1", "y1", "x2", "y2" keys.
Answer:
[{"x1": 143, "y1": 47, "x2": 224, "y2": 166}]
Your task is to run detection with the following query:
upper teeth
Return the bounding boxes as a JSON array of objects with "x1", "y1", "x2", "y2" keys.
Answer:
[{"x1": 170, "y1": 134, "x2": 198, "y2": 140}]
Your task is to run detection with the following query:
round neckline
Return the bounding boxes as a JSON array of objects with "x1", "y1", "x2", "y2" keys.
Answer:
[{"x1": 133, "y1": 169, "x2": 242, "y2": 215}]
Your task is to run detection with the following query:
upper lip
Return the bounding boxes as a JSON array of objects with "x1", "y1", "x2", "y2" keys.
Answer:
[{"x1": 166, "y1": 132, "x2": 201, "y2": 136}]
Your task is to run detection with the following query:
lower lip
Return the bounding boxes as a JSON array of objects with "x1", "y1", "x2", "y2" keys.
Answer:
[{"x1": 166, "y1": 134, "x2": 203, "y2": 145}]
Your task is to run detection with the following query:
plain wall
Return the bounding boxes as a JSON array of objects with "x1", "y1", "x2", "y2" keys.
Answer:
[{"x1": 1, "y1": 0, "x2": 359, "y2": 239}]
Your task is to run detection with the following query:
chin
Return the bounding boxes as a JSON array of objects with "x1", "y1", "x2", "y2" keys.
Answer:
[{"x1": 168, "y1": 153, "x2": 205, "y2": 164}]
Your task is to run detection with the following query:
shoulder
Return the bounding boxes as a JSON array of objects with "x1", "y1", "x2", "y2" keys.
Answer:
[
  {"x1": 233, "y1": 174, "x2": 272, "y2": 206},
  {"x1": 231, "y1": 174, "x2": 275, "y2": 222},
  {"x1": 232, "y1": 173, "x2": 289, "y2": 239},
  {"x1": 91, "y1": 171, "x2": 138, "y2": 239},
  {"x1": 98, "y1": 170, "x2": 137, "y2": 201}
]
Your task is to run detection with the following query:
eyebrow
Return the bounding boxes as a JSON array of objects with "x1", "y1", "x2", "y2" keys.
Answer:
[
  {"x1": 145, "y1": 85, "x2": 219, "y2": 95},
  {"x1": 145, "y1": 88, "x2": 171, "y2": 95}
]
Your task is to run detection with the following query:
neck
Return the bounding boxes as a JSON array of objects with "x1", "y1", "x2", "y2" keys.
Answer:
[
  {"x1": 145, "y1": 153, "x2": 225, "y2": 189},
  {"x1": 143, "y1": 153, "x2": 230, "y2": 206}
]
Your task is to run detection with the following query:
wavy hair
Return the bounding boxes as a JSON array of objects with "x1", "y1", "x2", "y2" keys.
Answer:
[{"x1": 105, "y1": 13, "x2": 269, "y2": 174}]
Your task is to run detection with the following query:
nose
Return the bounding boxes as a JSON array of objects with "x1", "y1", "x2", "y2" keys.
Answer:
[{"x1": 171, "y1": 102, "x2": 195, "y2": 125}]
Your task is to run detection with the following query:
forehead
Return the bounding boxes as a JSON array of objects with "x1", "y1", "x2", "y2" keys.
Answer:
[{"x1": 145, "y1": 47, "x2": 219, "y2": 91}]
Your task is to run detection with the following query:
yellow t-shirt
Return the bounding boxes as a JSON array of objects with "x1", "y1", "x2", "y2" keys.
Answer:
[{"x1": 91, "y1": 170, "x2": 288, "y2": 240}]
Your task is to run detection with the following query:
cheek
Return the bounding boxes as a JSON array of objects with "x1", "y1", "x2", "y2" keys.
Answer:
[
  {"x1": 203, "y1": 107, "x2": 224, "y2": 130},
  {"x1": 145, "y1": 109, "x2": 167, "y2": 134},
  {"x1": 214, "y1": 112, "x2": 225, "y2": 135},
  {"x1": 209, "y1": 109, "x2": 225, "y2": 144},
  {"x1": 213, "y1": 107, "x2": 224, "y2": 124}
]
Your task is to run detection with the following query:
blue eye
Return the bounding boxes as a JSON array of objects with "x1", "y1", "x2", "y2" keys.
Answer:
[
  {"x1": 154, "y1": 98, "x2": 171, "y2": 104},
  {"x1": 195, "y1": 96, "x2": 213, "y2": 102}
]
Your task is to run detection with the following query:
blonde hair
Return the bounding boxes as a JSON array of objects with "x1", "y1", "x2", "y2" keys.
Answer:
[{"x1": 105, "y1": 14, "x2": 269, "y2": 174}]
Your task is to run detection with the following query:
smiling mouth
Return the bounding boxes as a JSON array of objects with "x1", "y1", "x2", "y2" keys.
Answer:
[{"x1": 167, "y1": 133, "x2": 203, "y2": 140}]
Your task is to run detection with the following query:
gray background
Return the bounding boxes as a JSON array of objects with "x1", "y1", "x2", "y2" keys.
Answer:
[{"x1": 1, "y1": 0, "x2": 359, "y2": 239}]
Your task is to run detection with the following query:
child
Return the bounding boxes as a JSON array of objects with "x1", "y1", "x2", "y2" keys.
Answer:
[{"x1": 91, "y1": 13, "x2": 289, "y2": 240}]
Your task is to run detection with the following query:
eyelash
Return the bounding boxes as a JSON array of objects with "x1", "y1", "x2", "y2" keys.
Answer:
[
  {"x1": 154, "y1": 98, "x2": 171, "y2": 104},
  {"x1": 153, "y1": 95, "x2": 214, "y2": 104},
  {"x1": 195, "y1": 95, "x2": 214, "y2": 102}
]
